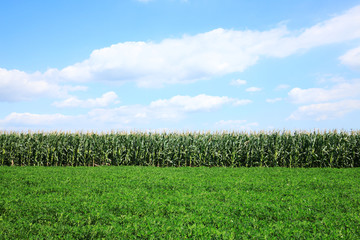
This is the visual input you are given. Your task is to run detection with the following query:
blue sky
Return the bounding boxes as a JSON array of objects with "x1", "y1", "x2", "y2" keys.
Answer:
[{"x1": 1, "y1": 0, "x2": 360, "y2": 132}]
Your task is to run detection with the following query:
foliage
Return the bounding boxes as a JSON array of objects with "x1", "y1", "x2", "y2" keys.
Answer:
[
  {"x1": 0, "y1": 130, "x2": 359, "y2": 167},
  {"x1": 0, "y1": 167, "x2": 359, "y2": 239}
]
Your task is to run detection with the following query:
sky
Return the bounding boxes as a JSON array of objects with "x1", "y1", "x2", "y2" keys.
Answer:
[{"x1": 1, "y1": 0, "x2": 360, "y2": 132}]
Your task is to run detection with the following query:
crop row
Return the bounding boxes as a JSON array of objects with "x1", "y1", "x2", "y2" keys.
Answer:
[{"x1": 0, "y1": 130, "x2": 359, "y2": 167}]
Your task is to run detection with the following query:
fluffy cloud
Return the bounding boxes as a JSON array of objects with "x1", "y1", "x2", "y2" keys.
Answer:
[
  {"x1": 0, "y1": 112, "x2": 82, "y2": 129},
  {"x1": 90, "y1": 94, "x2": 251, "y2": 123},
  {"x1": 0, "y1": 68, "x2": 86, "y2": 102},
  {"x1": 2, "y1": 5, "x2": 360, "y2": 102},
  {"x1": 53, "y1": 91, "x2": 119, "y2": 108},
  {"x1": 339, "y1": 46, "x2": 360, "y2": 70},
  {"x1": 150, "y1": 94, "x2": 251, "y2": 112},
  {"x1": 288, "y1": 100, "x2": 360, "y2": 121},
  {"x1": 288, "y1": 80, "x2": 360, "y2": 104},
  {"x1": 41, "y1": 5, "x2": 360, "y2": 87},
  {"x1": 288, "y1": 79, "x2": 360, "y2": 120},
  {"x1": 55, "y1": 28, "x2": 267, "y2": 86},
  {"x1": 266, "y1": 5, "x2": 360, "y2": 57},
  {"x1": 0, "y1": 94, "x2": 251, "y2": 130}
]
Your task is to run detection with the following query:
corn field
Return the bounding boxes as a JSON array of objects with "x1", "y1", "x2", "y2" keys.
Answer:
[{"x1": 0, "y1": 130, "x2": 359, "y2": 167}]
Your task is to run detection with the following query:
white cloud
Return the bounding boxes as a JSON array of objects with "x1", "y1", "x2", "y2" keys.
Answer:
[
  {"x1": 215, "y1": 120, "x2": 259, "y2": 131},
  {"x1": 88, "y1": 105, "x2": 151, "y2": 124},
  {"x1": 288, "y1": 79, "x2": 360, "y2": 121},
  {"x1": 4, "y1": 95, "x2": 241, "y2": 130},
  {"x1": 89, "y1": 94, "x2": 251, "y2": 125},
  {"x1": 88, "y1": 94, "x2": 250, "y2": 124},
  {"x1": 0, "y1": 112, "x2": 116, "y2": 131},
  {"x1": 264, "y1": 5, "x2": 360, "y2": 57},
  {"x1": 288, "y1": 100, "x2": 360, "y2": 121},
  {"x1": 230, "y1": 79, "x2": 247, "y2": 86},
  {"x1": 3, "y1": 93, "x2": 248, "y2": 130},
  {"x1": 0, "y1": 112, "x2": 80, "y2": 127},
  {"x1": 2, "y1": 93, "x2": 247, "y2": 130},
  {"x1": 266, "y1": 97, "x2": 282, "y2": 103},
  {"x1": 339, "y1": 46, "x2": 360, "y2": 70},
  {"x1": 88, "y1": 104, "x2": 185, "y2": 125},
  {"x1": 2, "y1": 5, "x2": 360, "y2": 102},
  {"x1": 150, "y1": 94, "x2": 251, "y2": 112},
  {"x1": 55, "y1": 28, "x2": 268, "y2": 86},
  {"x1": 0, "y1": 110, "x2": 143, "y2": 131},
  {"x1": 0, "y1": 68, "x2": 86, "y2": 102},
  {"x1": 288, "y1": 80, "x2": 360, "y2": 104},
  {"x1": 46, "y1": 5, "x2": 360, "y2": 87},
  {"x1": 53, "y1": 91, "x2": 119, "y2": 108},
  {"x1": 55, "y1": 27, "x2": 279, "y2": 86},
  {"x1": 246, "y1": 87, "x2": 262, "y2": 92}
]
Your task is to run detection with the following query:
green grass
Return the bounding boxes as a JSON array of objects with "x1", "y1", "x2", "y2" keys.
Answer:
[{"x1": 1, "y1": 167, "x2": 359, "y2": 239}]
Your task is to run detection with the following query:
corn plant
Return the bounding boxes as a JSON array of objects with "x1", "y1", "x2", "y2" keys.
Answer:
[{"x1": 0, "y1": 130, "x2": 359, "y2": 167}]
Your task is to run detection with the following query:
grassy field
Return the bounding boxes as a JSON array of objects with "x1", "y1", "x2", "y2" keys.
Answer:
[{"x1": 1, "y1": 167, "x2": 359, "y2": 239}]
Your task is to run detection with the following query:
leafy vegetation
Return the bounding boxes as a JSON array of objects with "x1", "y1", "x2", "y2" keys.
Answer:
[
  {"x1": 1, "y1": 130, "x2": 359, "y2": 167},
  {"x1": 0, "y1": 167, "x2": 359, "y2": 239}
]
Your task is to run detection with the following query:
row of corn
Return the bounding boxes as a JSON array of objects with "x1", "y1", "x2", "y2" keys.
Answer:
[{"x1": 0, "y1": 130, "x2": 359, "y2": 167}]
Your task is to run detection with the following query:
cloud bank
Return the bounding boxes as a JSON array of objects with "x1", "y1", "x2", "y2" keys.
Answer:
[
  {"x1": 0, "y1": 68, "x2": 86, "y2": 102},
  {"x1": 288, "y1": 100, "x2": 360, "y2": 121},
  {"x1": 0, "y1": 94, "x2": 251, "y2": 130},
  {"x1": 1, "y1": 5, "x2": 360, "y2": 102},
  {"x1": 53, "y1": 91, "x2": 120, "y2": 108},
  {"x1": 340, "y1": 46, "x2": 360, "y2": 70},
  {"x1": 288, "y1": 79, "x2": 360, "y2": 120},
  {"x1": 288, "y1": 80, "x2": 360, "y2": 104},
  {"x1": 57, "y1": 3, "x2": 360, "y2": 87}
]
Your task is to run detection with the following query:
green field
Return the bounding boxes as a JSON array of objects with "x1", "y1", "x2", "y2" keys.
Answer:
[{"x1": 1, "y1": 167, "x2": 359, "y2": 239}]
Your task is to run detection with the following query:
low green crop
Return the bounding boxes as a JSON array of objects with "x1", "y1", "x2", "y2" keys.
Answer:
[
  {"x1": 1, "y1": 167, "x2": 359, "y2": 239},
  {"x1": 0, "y1": 130, "x2": 359, "y2": 167}
]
